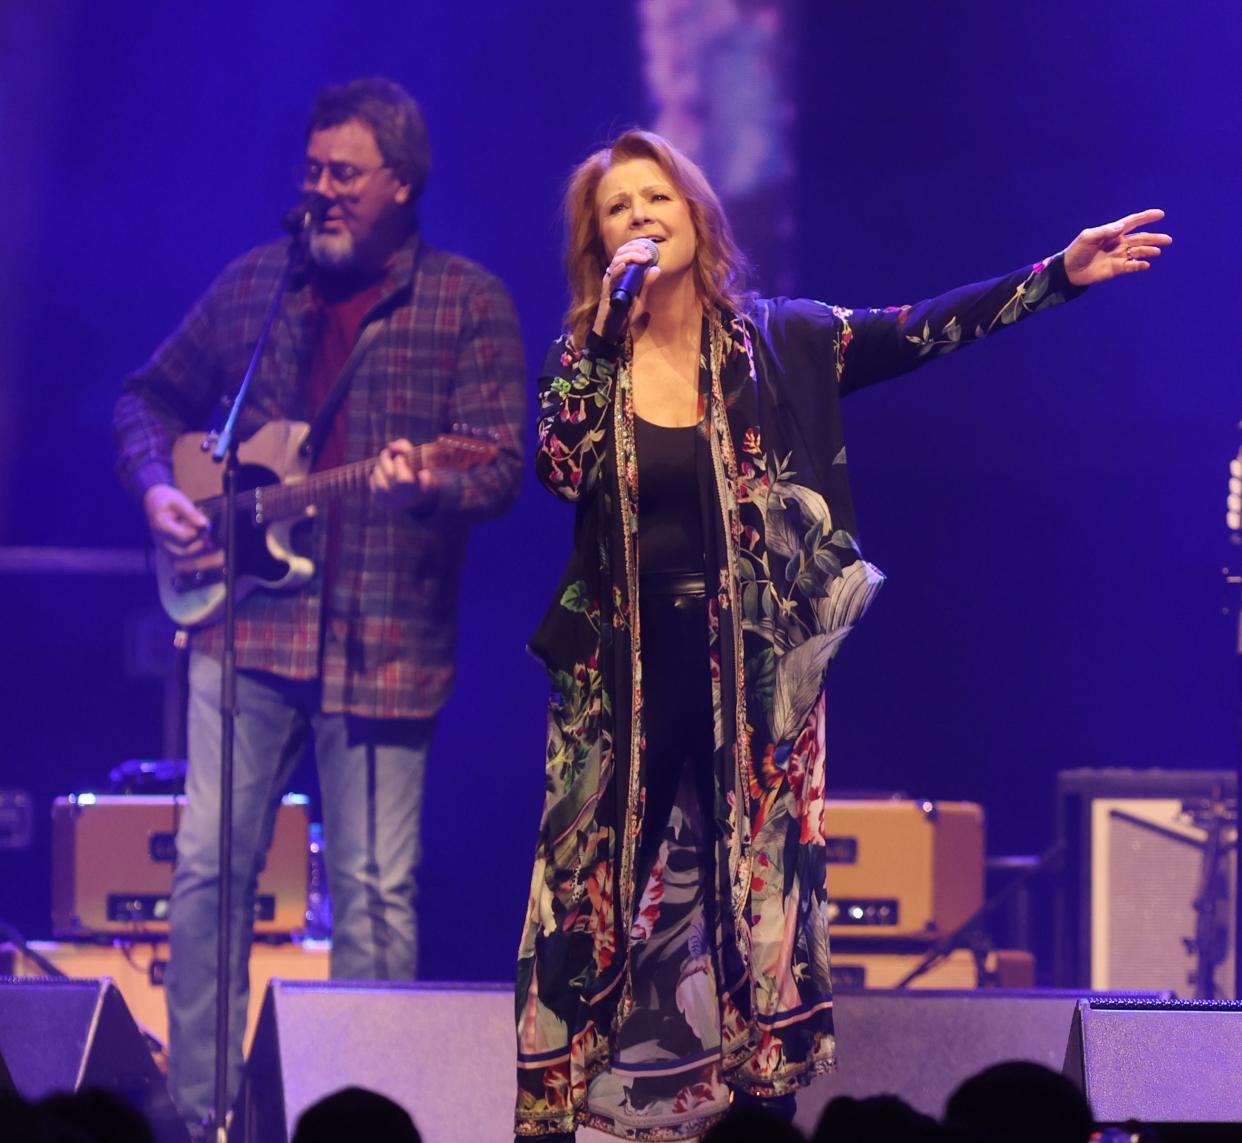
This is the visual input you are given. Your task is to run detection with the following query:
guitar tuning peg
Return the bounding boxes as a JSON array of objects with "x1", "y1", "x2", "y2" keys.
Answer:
[{"x1": 451, "y1": 422, "x2": 461, "y2": 434}]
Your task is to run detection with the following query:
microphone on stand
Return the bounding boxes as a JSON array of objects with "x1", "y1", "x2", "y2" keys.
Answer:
[
  {"x1": 281, "y1": 191, "x2": 328, "y2": 237},
  {"x1": 602, "y1": 237, "x2": 660, "y2": 341}
]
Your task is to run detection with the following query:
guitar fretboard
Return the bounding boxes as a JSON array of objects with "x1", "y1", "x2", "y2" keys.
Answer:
[{"x1": 196, "y1": 444, "x2": 435, "y2": 524}]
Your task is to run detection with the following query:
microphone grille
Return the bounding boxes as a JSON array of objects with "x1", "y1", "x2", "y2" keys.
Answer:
[{"x1": 637, "y1": 237, "x2": 661, "y2": 266}]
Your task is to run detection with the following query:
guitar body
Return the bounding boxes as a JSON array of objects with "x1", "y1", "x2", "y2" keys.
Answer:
[{"x1": 156, "y1": 421, "x2": 317, "y2": 628}]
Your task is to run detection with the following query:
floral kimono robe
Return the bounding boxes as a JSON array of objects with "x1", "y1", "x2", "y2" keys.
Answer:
[{"x1": 515, "y1": 255, "x2": 1083, "y2": 1139}]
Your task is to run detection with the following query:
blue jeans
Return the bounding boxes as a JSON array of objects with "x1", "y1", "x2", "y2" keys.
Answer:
[{"x1": 167, "y1": 651, "x2": 432, "y2": 1130}]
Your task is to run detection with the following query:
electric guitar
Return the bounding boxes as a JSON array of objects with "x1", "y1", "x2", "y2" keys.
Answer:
[{"x1": 156, "y1": 419, "x2": 498, "y2": 628}]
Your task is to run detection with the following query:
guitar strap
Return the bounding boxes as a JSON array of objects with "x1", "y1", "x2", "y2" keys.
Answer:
[{"x1": 299, "y1": 316, "x2": 387, "y2": 462}]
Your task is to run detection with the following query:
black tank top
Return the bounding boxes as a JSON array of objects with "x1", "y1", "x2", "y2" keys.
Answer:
[{"x1": 635, "y1": 415, "x2": 705, "y2": 573}]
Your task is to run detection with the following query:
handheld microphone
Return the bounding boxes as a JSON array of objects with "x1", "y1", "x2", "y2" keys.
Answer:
[
  {"x1": 601, "y1": 238, "x2": 660, "y2": 341},
  {"x1": 281, "y1": 192, "x2": 328, "y2": 237},
  {"x1": 608, "y1": 237, "x2": 661, "y2": 312}
]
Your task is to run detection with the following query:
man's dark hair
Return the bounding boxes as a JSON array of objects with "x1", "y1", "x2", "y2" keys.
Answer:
[{"x1": 307, "y1": 77, "x2": 431, "y2": 201}]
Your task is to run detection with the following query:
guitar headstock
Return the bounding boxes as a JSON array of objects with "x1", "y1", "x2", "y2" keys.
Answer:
[
  {"x1": 432, "y1": 425, "x2": 502, "y2": 470},
  {"x1": 1229, "y1": 435, "x2": 1241, "y2": 541}
]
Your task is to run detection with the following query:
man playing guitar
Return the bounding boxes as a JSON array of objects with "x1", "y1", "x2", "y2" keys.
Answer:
[{"x1": 113, "y1": 76, "x2": 524, "y2": 1137}]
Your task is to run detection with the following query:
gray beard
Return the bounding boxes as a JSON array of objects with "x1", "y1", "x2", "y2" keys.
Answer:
[{"x1": 308, "y1": 229, "x2": 356, "y2": 270}]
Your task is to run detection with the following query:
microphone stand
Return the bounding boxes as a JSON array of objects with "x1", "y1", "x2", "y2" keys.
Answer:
[
  {"x1": 1227, "y1": 433, "x2": 1241, "y2": 999},
  {"x1": 0, "y1": 914, "x2": 66, "y2": 977},
  {"x1": 1235, "y1": 599, "x2": 1241, "y2": 1001},
  {"x1": 206, "y1": 228, "x2": 306, "y2": 1143},
  {"x1": 1185, "y1": 789, "x2": 1234, "y2": 998},
  {"x1": 1235, "y1": 588, "x2": 1242, "y2": 1001},
  {"x1": 893, "y1": 840, "x2": 1064, "y2": 990}
]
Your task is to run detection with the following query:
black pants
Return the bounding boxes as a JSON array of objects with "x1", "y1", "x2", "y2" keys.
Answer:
[{"x1": 634, "y1": 582, "x2": 716, "y2": 901}]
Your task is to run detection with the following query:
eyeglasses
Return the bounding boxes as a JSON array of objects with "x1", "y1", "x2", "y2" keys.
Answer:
[{"x1": 296, "y1": 160, "x2": 391, "y2": 194}]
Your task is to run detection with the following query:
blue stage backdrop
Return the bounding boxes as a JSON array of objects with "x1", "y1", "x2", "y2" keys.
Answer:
[{"x1": 0, "y1": 0, "x2": 1235, "y2": 984}]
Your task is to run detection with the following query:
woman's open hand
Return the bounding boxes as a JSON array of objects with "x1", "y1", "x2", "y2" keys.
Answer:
[{"x1": 1062, "y1": 208, "x2": 1171, "y2": 287}]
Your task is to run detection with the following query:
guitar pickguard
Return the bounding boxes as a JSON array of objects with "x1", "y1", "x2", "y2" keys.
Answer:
[{"x1": 158, "y1": 422, "x2": 317, "y2": 627}]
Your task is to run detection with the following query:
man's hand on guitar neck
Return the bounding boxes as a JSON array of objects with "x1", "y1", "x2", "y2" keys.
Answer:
[
  {"x1": 370, "y1": 438, "x2": 440, "y2": 515},
  {"x1": 143, "y1": 484, "x2": 213, "y2": 558}
]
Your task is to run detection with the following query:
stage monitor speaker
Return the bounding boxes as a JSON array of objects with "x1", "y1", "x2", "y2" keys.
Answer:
[
  {"x1": 0, "y1": 976, "x2": 187, "y2": 1142},
  {"x1": 793, "y1": 988, "x2": 1161, "y2": 1129},
  {"x1": 236, "y1": 982, "x2": 1178, "y2": 1140},
  {"x1": 235, "y1": 980, "x2": 518, "y2": 1143},
  {"x1": 2, "y1": 937, "x2": 331, "y2": 1057},
  {"x1": 1064, "y1": 998, "x2": 1242, "y2": 1123}
]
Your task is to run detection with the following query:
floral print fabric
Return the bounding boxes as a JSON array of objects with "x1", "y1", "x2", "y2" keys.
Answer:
[{"x1": 515, "y1": 257, "x2": 1083, "y2": 1138}]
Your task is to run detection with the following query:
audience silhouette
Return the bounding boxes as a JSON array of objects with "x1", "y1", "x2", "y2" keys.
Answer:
[
  {"x1": 944, "y1": 1060, "x2": 1094, "y2": 1143},
  {"x1": 291, "y1": 1086, "x2": 422, "y2": 1143}
]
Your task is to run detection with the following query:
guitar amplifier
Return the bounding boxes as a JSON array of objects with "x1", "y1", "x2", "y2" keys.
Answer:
[
  {"x1": 824, "y1": 799, "x2": 984, "y2": 939},
  {"x1": 1054, "y1": 769, "x2": 1238, "y2": 991},
  {"x1": 829, "y1": 946, "x2": 1035, "y2": 990},
  {"x1": 51, "y1": 794, "x2": 309, "y2": 937},
  {"x1": 1089, "y1": 798, "x2": 1236, "y2": 995}
]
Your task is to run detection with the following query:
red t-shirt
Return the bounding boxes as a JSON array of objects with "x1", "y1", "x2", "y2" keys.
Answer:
[
  {"x1": 307, "y1": 270, "x2": 386, "y2": 473},
  {"x1": 306, "y1": 270, "x2": 386, "y2": 606}
]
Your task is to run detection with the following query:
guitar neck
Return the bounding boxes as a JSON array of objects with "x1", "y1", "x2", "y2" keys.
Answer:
[{"x1": 198, "y1": 444, "x2": 432, "y2": 524}]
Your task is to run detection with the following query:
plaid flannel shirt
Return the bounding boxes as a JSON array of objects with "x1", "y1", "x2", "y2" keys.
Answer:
[{"x1": 114, "y1": 232, "x2": 525, "y2": 719}]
